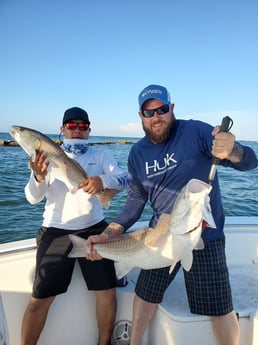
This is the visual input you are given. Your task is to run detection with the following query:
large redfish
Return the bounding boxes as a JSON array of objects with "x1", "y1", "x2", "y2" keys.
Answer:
[
  {"x1": 10, "y1": 125, "x2": 118, "y2": 208},
  {"x1": 68, "y1": 179, "x2": 216, "y2": 277}
]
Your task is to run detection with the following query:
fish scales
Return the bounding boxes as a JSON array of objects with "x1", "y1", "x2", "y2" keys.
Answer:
[
  {"x1": 94, "y1": 229, "x2": 152, "y2": 256},
  {"x1": 32, "y1": 130, "x2": 89, "y2": 184}
]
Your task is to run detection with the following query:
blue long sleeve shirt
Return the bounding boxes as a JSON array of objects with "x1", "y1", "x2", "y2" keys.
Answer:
[{"x1": 114, "y1": 119, "x2": 258, "y2": 243}]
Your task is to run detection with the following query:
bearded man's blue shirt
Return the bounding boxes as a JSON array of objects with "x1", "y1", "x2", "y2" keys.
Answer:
[{"x1": 114, "y1": 119, "x2": 258, "y2": 243}]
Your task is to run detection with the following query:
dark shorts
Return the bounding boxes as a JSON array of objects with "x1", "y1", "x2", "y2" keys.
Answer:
[
  {"x1": 135, "y1": 235, "x2": 233, "y2": 316},
  {"x1": 32, "y1": 220, "x2": 116, "y2": 299}
]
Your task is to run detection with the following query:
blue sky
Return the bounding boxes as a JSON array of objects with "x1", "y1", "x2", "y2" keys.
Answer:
[{"x1": 1, "y1": 0, "x2": 257, "y2": 140}]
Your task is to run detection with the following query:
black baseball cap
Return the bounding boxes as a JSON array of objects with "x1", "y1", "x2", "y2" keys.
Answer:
[{"x1": 62, "y1": 107, "x2": 90, "y2": 125}]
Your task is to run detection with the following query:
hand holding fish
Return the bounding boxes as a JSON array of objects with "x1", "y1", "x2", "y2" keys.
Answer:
[
  {"x1": 86, "y1": 233, "x2": 108, "y2": 261},
  {"x1": 86, "y1": 222, "x2": 124, "y2": 261},
  {"x1": 79, "y1": 176, "x2": 104, "y2": 195},
  {"x1": 29, "y1": 150, "x2": 49, "y2": 183}
]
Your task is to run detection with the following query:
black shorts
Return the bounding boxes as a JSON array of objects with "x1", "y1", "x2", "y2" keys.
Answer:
[
  {"x1": 135, "y1": 236, "x2": 233, "y2": 316},
  {"x1": 32, "y1": 220, "x2": 116, "y2": 299}
]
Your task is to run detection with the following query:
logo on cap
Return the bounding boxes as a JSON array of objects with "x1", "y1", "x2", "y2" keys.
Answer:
[
  {"x1": 138, "y1": 84, "x2": 171, "y2": 109},
  {"x1": 142, "y1": 89, "x2": 163, "y2": 97}
]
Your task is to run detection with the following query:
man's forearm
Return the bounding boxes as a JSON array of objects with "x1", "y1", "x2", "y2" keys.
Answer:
[
  {"x1": 228, "y1": 143, "x2": 244, "y2": 163},
  {"x1": 103, "y1": 222, "x2": 124, "y2": 237}
]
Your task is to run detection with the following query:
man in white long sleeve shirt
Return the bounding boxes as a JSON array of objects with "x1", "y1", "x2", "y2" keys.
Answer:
[{"x1": 21, "y1": 107, "x2": 127, "y2": 345}]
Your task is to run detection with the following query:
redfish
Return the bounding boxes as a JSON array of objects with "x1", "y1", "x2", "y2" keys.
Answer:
[
  {"x1": 10, "y1": 125, "x2": 118, "y2": 208},
  {"x1": 69, "y1": 179, "x2": 216, "y2": 277}
]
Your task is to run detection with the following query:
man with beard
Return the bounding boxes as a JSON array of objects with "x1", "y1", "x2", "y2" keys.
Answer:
[{"x1": 86, "y1": 84, "x2": 258, "y2": 345}]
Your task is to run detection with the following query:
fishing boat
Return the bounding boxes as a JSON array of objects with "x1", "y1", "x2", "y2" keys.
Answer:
[{"x1": 0, "y1": 216, "x2": 258, "y2": 345}]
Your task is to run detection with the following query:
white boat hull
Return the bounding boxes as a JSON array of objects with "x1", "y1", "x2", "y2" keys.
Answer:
[{"x1": 0, "y1": 217, "x2": 258, "y2": 345}]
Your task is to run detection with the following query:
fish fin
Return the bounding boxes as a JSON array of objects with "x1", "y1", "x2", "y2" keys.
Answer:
[
  {"x1": 156, "y1": 213, "x2": 171, "y2": 233},
  {"x1": 195, "y1": 238, "x2": 205, "y2": 250},
  {"x1": 168, "y1": 262, "x2": 178, "y2": 274},
  {"x1": 96, "y1": 189, "x2": 119, "y2": 209},
  {"x1": 180, "y1": 253, "x2": 193, "y2": 272},
  {"x1": 27, "y1": 151, "x2": 36, "y2": 168},
  {"x1": 30, "y1": 151, "x2": 36, "y2": 162},
  {"x1": 70, "y1": 187, "x2": 79, "y2": 195},
  {"x1": 68, "y1": 234, "x2": 88, "y2": 257},
  {"x1": 115, "y1": 262, "x2": 133, "y2": 280}
]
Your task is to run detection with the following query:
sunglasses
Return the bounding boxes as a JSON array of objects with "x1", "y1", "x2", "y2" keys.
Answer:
[
  {"x1": 65, "y1": 122, "x2": 90, "y2": 131},
  {"x1": 141, "y1": 104, "x2": 170, "y2": 118}
]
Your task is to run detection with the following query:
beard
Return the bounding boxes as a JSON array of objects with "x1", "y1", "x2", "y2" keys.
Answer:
[{"x1": 142, "y1": 113, "x2": 176, "y2": 144}]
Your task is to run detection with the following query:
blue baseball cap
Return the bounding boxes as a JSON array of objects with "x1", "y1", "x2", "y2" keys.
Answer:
[{"x1": 138, "y1": 84, "x2": 171, "y2": 109}]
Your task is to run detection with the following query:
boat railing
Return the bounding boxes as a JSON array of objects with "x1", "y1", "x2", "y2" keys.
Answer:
[{"x1": 0, "y1": 238, "x2": 36, "y2": 256}]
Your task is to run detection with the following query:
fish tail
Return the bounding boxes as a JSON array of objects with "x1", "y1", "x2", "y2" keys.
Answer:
[
  {"x1": 68, "y1": 234, "x2": 89, "y2": 257},
  {"x1": 96, "y1": 189, "x2": 119, "y2": 209}
]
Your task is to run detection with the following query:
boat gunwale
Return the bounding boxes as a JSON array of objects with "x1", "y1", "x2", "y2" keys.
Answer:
[{"x1": 0, "y1": 216, "x2": 258, "y2": 256}]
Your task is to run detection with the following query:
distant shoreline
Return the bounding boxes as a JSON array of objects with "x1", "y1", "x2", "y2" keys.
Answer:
[{"x1": 0, "y1": 139, "x2": 137, "y2": 147}]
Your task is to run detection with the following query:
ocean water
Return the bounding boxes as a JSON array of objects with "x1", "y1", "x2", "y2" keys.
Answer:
[{"x1": 0, "y1": 132, "x2": 257, "y2": 244}]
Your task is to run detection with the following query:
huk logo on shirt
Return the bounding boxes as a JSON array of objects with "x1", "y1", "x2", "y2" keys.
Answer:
[{"x1": 145, "y1": 153, "x2": 177, "y2": 177}]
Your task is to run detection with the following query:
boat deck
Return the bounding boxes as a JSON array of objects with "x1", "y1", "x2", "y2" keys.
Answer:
[
  {"x1": 122, "y1": 262, "x2": 258, "y2": 319},
  {"x1": 0, "y1": 217, "x2": 258, "y2": 345}
]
